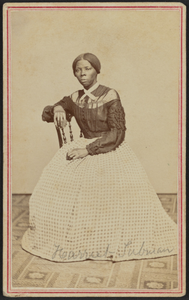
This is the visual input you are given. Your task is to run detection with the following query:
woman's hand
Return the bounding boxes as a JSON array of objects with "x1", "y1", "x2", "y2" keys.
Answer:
[
  {"x1": 54, "y1": 105, "x2": 67, "y2": 128},
  {"x1": 67, "y1": 148, "x2": 88, "y2": 160}
]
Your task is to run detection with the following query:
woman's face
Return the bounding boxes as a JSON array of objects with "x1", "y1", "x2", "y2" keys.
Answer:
[{"x1": 75, "y1": 59, "x2": 97, "y2": 89}]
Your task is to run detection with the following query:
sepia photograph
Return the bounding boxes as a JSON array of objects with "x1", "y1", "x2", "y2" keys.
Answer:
[{"x1": 3, "y1": 2, "x2": 186, "y2": 297}]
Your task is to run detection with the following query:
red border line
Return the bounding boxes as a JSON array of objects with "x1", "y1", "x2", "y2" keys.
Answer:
[
  {"x1": 6, "y1": 5, "x2": 183, "y2": 295},
  {"x1": 6, "y1": 6, "x2": 182, "y2": 9},
  {"x1": 179, "y1": 5, "x2": 183, "y2": 292},
  {"x1": 7, "y1": 8, "x2": 10, "y2": 294},
  {"x1": 5, "y1": 290, "x2": 182, "y2": 295}
]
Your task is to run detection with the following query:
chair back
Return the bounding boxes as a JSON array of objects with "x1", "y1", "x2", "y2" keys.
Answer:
[
  {"x1": 42, "y1": 105, "x2": 82, "y2": 148},
  {"x1": 55, "y1": 112, "x2": 74, "y2": 148}
]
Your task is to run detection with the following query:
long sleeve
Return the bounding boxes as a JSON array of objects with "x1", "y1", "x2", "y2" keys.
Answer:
[
  {"x1": 53, "y1": 96, "x2": 73, "y2": 115},
  {"x1": 42, "y1": 96, "x2": 73, "y2": 123},
  {"x1": 86, "y1": 99, "x2": 126, "y2": 155}
]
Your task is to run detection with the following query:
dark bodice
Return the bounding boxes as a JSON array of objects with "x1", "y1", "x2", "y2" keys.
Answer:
[{"x1": 42, "y1": 85, "x2": 126, "y2": 155}]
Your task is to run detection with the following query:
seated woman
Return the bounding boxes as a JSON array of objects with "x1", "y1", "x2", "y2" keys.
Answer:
[{"x1": 22, "y1": 53, "x2": 177, "y2": 262}]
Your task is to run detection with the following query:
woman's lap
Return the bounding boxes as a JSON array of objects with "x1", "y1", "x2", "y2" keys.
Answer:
[{"x1": 22, "y1": 139, "x2": 177, "y2": 262}]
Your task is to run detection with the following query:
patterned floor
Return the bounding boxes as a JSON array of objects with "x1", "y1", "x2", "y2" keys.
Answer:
[{"x1": 12, "y1": 194, "x2": 177, "y2": 289}]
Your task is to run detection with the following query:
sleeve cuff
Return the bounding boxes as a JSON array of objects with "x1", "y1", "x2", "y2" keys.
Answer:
[{"x1": 86, "y1": 144, "x2": 99, "y2": 155}]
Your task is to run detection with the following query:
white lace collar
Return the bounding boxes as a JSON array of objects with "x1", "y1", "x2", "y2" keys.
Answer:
[{"x1": 80, "y1": 82, "x2": 100, "y2": 101}]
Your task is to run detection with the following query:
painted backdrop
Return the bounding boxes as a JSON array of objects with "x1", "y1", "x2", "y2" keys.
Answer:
[{"x1": 11, "y1": 9, "x2": 179, "y2": 193}]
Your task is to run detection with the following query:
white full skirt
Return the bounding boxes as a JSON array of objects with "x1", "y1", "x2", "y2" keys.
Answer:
[{"x1": 22, "y1": 138, "x2": 177, "y2": 262}]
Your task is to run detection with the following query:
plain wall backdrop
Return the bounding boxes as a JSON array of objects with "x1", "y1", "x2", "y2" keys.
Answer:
[{"x1": 11, "y1": 9, "x2": 180, "y2": 193}]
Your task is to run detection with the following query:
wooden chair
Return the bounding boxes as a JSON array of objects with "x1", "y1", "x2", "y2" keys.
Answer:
[
  {"x1": 55, "y1": 112, "x2": 73, "y2": 148},
  {"x1": 42, "y1": 105, "x2": 82, "y2": 148}
]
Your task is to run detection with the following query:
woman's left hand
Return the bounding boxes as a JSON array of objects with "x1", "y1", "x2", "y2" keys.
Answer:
[{"x1": 67, "y1": 148, "x2": 88, "y2": 160}]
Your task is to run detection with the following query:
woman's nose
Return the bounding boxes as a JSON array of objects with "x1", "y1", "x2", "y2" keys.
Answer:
[{"x1": 81, "y1": 69, "x2": 86, "y2": 76}]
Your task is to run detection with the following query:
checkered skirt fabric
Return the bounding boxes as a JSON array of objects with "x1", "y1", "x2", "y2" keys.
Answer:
[{"x1": 22, "y1": 138, "x2": 177, "y2": 262}]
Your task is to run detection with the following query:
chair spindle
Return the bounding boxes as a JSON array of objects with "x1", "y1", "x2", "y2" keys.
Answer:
[
  {"x1": 61, "y1": 127, "x2": 67, "y2": 144},
  {"x1": 69, "y1": 122, "x2": 74, "y2": 142},
  {"x1": 55, "y1": 126, "x2": 63, "y2": 148}
]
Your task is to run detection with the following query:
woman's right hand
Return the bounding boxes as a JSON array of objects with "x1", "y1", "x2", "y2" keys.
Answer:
[{"x1": 54, "y1": 106, "x2": 67, "y2": 128}]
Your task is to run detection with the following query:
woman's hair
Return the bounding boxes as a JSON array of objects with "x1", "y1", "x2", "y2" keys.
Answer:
[{"x1": 72, "y1": 53, "x2": 101, "y2": 74}]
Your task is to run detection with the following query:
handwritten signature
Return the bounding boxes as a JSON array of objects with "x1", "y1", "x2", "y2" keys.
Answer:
[{"x1": 52, "y1": 241, "x2": 174, "y2": 261}]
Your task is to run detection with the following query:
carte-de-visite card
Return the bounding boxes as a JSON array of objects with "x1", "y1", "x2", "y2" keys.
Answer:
[{"x1": 3, "y1": 2, "x2": 186, "y2": 297}]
